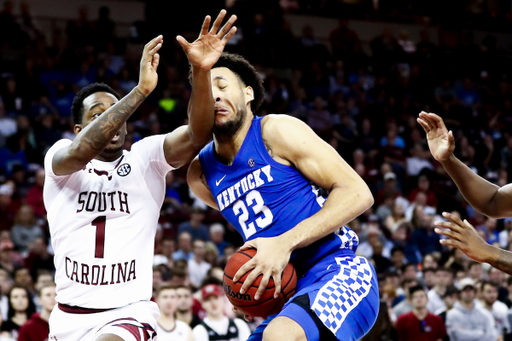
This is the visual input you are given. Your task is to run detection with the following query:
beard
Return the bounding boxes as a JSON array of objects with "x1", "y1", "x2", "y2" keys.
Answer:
[{"x1": 213, "y1": 104, "x2": 246, "y2": 140}]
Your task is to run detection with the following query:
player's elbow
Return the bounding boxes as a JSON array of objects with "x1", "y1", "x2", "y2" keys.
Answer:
[{"x1": 360, "y1": 185, "x2": 374, "y2": 211}]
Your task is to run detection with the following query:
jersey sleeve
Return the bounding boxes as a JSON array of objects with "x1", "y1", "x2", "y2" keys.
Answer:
[
  {"x1": 44, "y1": 139, "x2": 73, "y2": 178},
  {"x1": 130, "y1": 134, "x2": 174, "y2": 176}
]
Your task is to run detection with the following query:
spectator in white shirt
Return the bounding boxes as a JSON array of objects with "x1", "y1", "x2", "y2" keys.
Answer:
[{"x1": 188, "y1": 239, "x2": 211, "y2": 290}]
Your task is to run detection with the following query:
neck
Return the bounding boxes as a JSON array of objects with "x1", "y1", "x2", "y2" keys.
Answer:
[
  {"x1": 435, "y1": 286, "x2": 446, "y2": 295},
  {"x1": 176, "y1": 310, "x2": 192, "y2": 321},
  {"x1": 213, "y1": 116, "x2": 253, "y2": 165},
  {"x1": 207, "y1": 312, "x2": 224, "y2": 321},
  {"x1": 461, "y1": 300, "x2": 474, "y2": 310},
  {"x1": 483, "y1": 301, "x2": 493, "y2": 310},
  {"x1": 40, "y1": 309, "x2": 50, "y2": 322},
  {"x1": 95, "y1": 148, "x2": 123, "y2": 162},
  {"x1": 158, "y1": 312, "x2": 176, "y2": 327},
  {"x1": 13, "y1": 312, "x2": 27, "y2": 323},
  {"x1": 413, "y1": 308, "x2": 428, "y2": 319}
]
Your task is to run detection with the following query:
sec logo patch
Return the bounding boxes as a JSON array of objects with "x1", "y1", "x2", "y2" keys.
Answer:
[{"x1": 117, "y1": 164, "x2": 131, "y2": 177}]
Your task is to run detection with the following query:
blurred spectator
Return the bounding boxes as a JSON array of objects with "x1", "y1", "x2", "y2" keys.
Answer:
[
  {"x1": 66, "y1": 6, "x2": 94, "y2": 48},
  {"x1": 11, "y1": 205, "x2": 44, "y2": 255},
  {"x1": 385, "y1": 201, "x2": 408, "y2": 232},
  {"x1": 376, "y1": 172, "x2": 401, "y2": 205},
  {"x1": 204, "y1": 242, "x2": 219, "y2": 267},
  {"x1": 376, "y1": 193, "x2": 395, "y2": 222},
  {"x1": 410, "y1": 213, "x2": 443, "y2": 256},
  {"x1": 18, "y1": 284, "x2": 56, "y2": 341},
  {"x1": 93, "y1": 6, "x2": 115, "y2": 52},
  {"x1": 32, "y1": 270, "x2": 54, "y2": 312},
  {"x1": 427, "y1": 268, "x2": 454, "y2": 313},
  {"x1": 499, "y1": 218, "x2": 512, "y2": 249},
  {"x1": 0, "y1": 240, "x2": 21, "y2": 274},
  {"x1": 24, "y1": 237, "x2": 55, "y2": 283},
  {"x1": 480, "y1": 280, "x2": 510, "y2": 338},
  {"x1": 435, "y1": 286, "x2": 459, "y2": 324},
  {"x1": 25, "y1": 169, "x2": 45, "y2": 218},
  {"x1": 209, "y1": 223, "x2": 228, "y2": 257},
  {"x1": 192, "y1": 284, "x2": 251, "y2": 341},
  {"x1": 178, "y1": 208, "x2": 210, "y2": 242},
  {"x1": 307, "y1": 96, "x2": 333, "y2": 141},
  {"x1": 0, "y1": 185, "x2": 15, "y2": 230},
  {"x1": 395, "y1": 285, "x2": 447, "y2": 341},
  {"x1": 408, "y1": 175, "x2": 438, "y2": 209},
  {"x1": 0, "y1": 286, "x2": 36, "y2": 340},
  {"x1": 13, "y1": 268, "x2": 33, "y2": 293},
  {"x1": 188, "y1": 240, "x2": 211, "y2": 290},
  {"x1": 173, "y1": 232, "x2": 194, "y2": 262},
  {"x1": 329, "y1": 19, "x2": 360, "y2": 61},
  {"x1": 446, "y1": 278, "x2": 496, "y2": 341},
  {"x1": 468, "y1": 262, "x2": 484, "y2": 282},
  {"x1": 397, "y1": 30, "x2": 416, "y2": 55},
  {"x1": 156, "y1": 285, "x2": 193, "y2": 341},
  {"x1": 176, "y1": 285, "x2": 201, "y2": 328},
  {"x1": 393, "y1": 278, "x2": 419, "y2": 318}
]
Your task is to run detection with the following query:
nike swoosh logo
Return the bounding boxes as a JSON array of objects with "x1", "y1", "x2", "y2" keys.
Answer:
[{"x1": 216, "y1": 175, "x2": 227, "y2": 186}]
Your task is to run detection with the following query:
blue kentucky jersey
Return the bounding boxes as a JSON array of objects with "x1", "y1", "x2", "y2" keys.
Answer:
[{"x1": 199, "y1": 116, "x2": 359, "y2": 275}]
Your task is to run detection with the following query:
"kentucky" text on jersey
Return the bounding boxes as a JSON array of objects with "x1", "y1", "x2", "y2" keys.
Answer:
[{"x1": 216, "y1": 165, "x2": 273, "y2": 211}]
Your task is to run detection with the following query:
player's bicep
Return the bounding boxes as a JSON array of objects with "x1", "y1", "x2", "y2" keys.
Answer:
[
  {"x1": 492, "y1": 184, "x2": 512, "y2": 218},
  {"x1": 164, "y1": 125, "x2": 205, "y2": 169},
  {"x1": 51, "y1": 144, "x2": 85, "y2": 176},
  {"x1": 269, "y1": 116, "x2": 370, "y2": 193},
  {"x1": 187, "y1": 156, "x2": 219, "y2": 210}
]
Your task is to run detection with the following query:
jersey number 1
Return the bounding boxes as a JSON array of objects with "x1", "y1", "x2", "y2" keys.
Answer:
[{"x1": 92, "y1": 216, "x2": 106, "y2": 258}]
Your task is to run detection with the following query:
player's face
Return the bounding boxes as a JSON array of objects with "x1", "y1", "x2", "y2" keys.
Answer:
[
  {"x1": 10, "y1": 288, "x2": 29, "y2": 311},
  {"x1": 210, "y1": 67, "x2": 253, "y2": 138},
  {"x1": 75, "y1": 92, "x2": 127, "y2": 156},
  {"x1": 157, "y1": 289, "x2": 178, "y2": 315}
]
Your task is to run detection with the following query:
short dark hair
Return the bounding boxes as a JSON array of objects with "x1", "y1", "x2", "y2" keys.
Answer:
[
  {"x1": 391, "y1": 245, "x2": 404, "y2": 256},
  {"x1": 481, "y1": 280, "x2": 498, "y2": 291},
  {"x1": 71, "y1": 83, "x2": 120, "y2": 124},
  {"x1": 423, "y1": 267, "x2": 436, "y2": 274},
  {"x1": 157, "y1": 284, "x2": 178, "y2": 297},
  {"x1": 189, "y1": 53, "x2": 265, "y2": 114},
  {"x1": 408, "y1": 284, "x2": 426, "y2": 297}
]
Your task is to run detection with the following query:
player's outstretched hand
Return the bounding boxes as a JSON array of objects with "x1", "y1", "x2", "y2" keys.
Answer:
[
  {"x1": 417, "y1": 111, "x2": 455, "y2": 162},
  {"x1": 232, "y1": 237, "x2": 291, "y2": 301},
  {"x1": 434, "y1": 212, "x2": 493, "y2": 263},
  {"x1": 176, "y1": 9, "x2": 237, "y2": 71},
  {"x1": 138, "y1": 35, "x2": 163, "y2": 97}
]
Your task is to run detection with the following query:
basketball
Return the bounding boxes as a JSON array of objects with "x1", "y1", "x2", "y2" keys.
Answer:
[{"x1": 223, "y1": 248, "x2": 297, "y2": 318}]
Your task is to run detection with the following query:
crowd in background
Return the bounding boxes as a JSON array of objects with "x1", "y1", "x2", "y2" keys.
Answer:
[{"x1": 1, "y1": 0, "x2": 512, "y2": 340}]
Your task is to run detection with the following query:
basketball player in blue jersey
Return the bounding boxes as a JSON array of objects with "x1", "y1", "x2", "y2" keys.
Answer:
[{"x1": 187, "y1": 52, "x2": 379, "y2": 341}]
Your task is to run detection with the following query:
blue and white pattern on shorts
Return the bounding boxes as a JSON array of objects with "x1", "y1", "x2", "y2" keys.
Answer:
[
  {"x1": 311, "y1": 256, "x2": 373, "y2": 335},
  {"x1": 336, "y1": 226, "x2": 359, "y2": 251}
]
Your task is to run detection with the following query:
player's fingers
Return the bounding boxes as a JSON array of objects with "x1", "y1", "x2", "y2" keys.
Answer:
[
  {"x1": 176, "y1": 35, "x2": 190, "y2": 51},
  {"x1": 273, "y1": 270, "x2": 282, "y2": 299},
  {"x1": 439, "y1": 238, "x2": 464, "y2": 249},
  {"x1": 151, "y1": 53, "x2": 160, "y2": 70},
  {"x1": 448, "y1": 130, "x2": 455, "y2": 145},
  {"x1": 239, "y1": 269, "x2": 261, "y2": 295},
  {"x1": 434, "y1": 220, "x2": 463, "y2": 233},
  {"x1": 222, "y1": 26, "x2": 237, "y2": 43},
  {"x1": 417, "y1": 118, "x2": 431, "y2": 133},
  {"x1": 144, "y1": 35, "x2": 162, "y2": 54},
  {"x1": 217, "y1": 14, "x2": 237, "y2": 38},
  {"x1": 442, "y1": 212, "x2": 467, "y2": 228},
  {"x1": 210, "y1": 9, "x2": 227, "y2": 35},
  {"x1": 244, "y1": 314, "x2": 254, "y2": 322},
  {"x1": 428, "y1": 113, "x2": 448, "y2": 131},
  {"x1": 254, "y1": 272, "x2": 271, "y2": 300},
  {"x1": 200, "y1": 15, "x2": 211, "y2": 37},
  {"x1": 233, "y1": 260, "x2": 255, "y2": 283},
  {"x1": 148, "y1": 42, "x2": 162, "y2": 57},
  {"x1": 434, "y1": 227, "x2": 461, "y2": 241},
  {"x1": 238, "y1": 241, "x2": 256, "y2": 252}
]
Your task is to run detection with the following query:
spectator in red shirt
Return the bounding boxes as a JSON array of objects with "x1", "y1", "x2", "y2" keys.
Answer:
[
  {"x1": 409, "y1": 175, "x2": 438, "y2": 209},
  {"x1": 395, "y1": 285, "x2": 447, "y2": 341},
  {"x1": 25, "y1": 169, "x2": 46, "y2": 218},
  {"x1": 18, "y1": 284, "x2": 56, "y2": 341}
]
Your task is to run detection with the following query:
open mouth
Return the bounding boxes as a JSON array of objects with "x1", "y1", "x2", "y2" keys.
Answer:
[{"x1": 111, "y1": 132, "x2": 120, "y2": 142}]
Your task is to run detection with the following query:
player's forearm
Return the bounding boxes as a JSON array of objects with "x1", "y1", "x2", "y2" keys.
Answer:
[
  {"x1": 441, "y1": 154, "x2": 501, "y2": 217},
  {"x1": 487, "y1": 247, "x2": 512, "y2": 276},
  {"x1": 186, "y1": 66, "x2": 214, "y2": 147},
  {"x1": 281, "y1": 182, "x2": 374, "y2": 251},
  {"x1": 66, "y1": 87, "x2": 146, "y2": 163}
]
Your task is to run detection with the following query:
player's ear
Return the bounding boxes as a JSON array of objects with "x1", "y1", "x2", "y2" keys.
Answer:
[
  {"x1": 244, "y1": 86, "x2": 254, "y2": 106},
  {"x1": 74, "y1": 124, "x2": 83, "y2": 135}
]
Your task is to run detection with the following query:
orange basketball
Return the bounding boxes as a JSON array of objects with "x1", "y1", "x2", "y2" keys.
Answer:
[{"x1": 223, "y1": 248, "x2": 297, "y2": 318}]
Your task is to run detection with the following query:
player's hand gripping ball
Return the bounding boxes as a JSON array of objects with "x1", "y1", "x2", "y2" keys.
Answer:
[{"x1": 223, "y1": 248, "x2": 297, "y2": 318}]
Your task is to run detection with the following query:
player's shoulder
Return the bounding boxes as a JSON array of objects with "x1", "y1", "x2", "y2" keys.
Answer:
[
  {"x1": 45, "y1": 138, "x2": 73, "y2": 156},
  {"x1": 130, "y1": 134, "x2": 166, "y2": 151},
  {"x1": 261, "y1": 114, "x2": 307, "y2": 141}
]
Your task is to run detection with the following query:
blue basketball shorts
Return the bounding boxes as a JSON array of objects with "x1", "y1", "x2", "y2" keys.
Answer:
[{"x1": 247, "y1": 248, "x2": 379, "y2": 341}]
